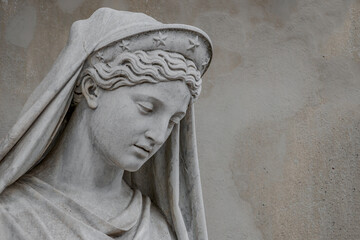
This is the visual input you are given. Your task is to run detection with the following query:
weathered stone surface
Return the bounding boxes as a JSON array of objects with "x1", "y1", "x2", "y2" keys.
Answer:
[
  {"x1": 0, "y1": 8, "x2": 210, "y2": 239},
  {"x1": 1, "y1": 1, "x2": 360, "y2": 240}
]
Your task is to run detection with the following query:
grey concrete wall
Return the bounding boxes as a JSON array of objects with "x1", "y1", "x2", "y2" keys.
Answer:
[{"x1": 1, "y1": 0, "x2": 360, "y2": 239}]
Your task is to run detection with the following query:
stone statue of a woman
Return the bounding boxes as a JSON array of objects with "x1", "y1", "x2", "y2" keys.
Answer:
[{"x1": 0, "y1": 8, "x2": 212, "y2": 240}]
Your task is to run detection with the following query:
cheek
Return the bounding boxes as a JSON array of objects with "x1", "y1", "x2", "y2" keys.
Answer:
[
  {"x1": 152, "y1": 125, "x2": 175, "y2": 150},
  {"x1": 89, "y1": 103, "x2": 132, "y2": 154}
]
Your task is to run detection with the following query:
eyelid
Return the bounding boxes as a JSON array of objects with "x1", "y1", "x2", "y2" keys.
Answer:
[
  {"x1": 170, "y1": 117, "x2": 181, "y2": 125},
  {"x1": 137, "y1": 101, "x2": 154, "y2": 112},
  {"x1": 168, "y1": 120, "x2": 177, "y2": 128}
]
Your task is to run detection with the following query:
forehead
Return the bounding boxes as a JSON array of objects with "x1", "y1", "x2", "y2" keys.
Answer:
[{"x1": 130, "y1": 81, "x2": 191, "y2": 110}]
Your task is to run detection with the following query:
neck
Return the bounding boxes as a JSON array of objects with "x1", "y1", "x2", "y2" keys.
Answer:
[{"x1": 30, "y1": 103, "x2": 126, "y2": 197}]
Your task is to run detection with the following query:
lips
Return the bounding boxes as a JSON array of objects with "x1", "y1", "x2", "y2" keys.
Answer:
[{"x1": 134, "y1": 144, "x2": 151, "y2": 154}]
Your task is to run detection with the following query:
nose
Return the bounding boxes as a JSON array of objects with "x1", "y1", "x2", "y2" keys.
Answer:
[{"x1": 144, "y1": 119, "x2": 168, "y2": 145}]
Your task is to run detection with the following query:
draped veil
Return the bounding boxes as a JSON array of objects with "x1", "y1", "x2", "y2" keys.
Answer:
[{"x1": 0, "y1": 8, "x2": 212, "y2": 240}]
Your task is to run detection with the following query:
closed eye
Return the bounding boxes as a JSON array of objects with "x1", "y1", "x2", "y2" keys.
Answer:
[
  {"x1": 168, "y1": 116, "x2": 182, "y2": 128},
  {"x1": 171, "y1": 112, "x2": 186, "y2": 124},
  {"x1": 137, "y1": 101, "x2": 154, "y2": 113},
  {"x1": 170, "y1": 117, "x2": 181, "y2": 124}
]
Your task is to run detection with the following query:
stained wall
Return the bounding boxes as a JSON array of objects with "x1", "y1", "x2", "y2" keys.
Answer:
[{"x1": 1, "y1": 0, "x2": 360, "y2": 239}]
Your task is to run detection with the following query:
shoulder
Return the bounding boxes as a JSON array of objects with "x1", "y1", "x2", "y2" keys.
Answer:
[{"x1": 0, "y1": 181, "x2": 36, "y2": 239}]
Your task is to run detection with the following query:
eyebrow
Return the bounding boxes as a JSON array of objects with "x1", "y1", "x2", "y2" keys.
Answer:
[
  {"x1": 134, "y1": 94, "x2": 163, "y2": 106},
  {"x1": 134, "y1": 93, "x2": 187, "y2": 117}
]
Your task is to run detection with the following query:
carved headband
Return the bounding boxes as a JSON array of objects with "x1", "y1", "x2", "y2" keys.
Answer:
[{"x1": 88, "y1": 23, "x2": 213, "y2": 76}]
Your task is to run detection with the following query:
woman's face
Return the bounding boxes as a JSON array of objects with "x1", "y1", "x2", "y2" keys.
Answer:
[{"x1": 88, "y1": 81, "x2": 191, "y2": 172}]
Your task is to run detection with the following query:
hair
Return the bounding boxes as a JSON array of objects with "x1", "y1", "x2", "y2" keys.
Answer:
[{"x1": 73, "y1": 49, "x2": 202, "y2": 105}]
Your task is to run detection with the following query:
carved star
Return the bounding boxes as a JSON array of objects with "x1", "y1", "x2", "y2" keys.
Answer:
[
  {"x1": 118, "y1": 40, "x2": 130, "y2": 51},
  {"x1": 95, "y1": 51, "x2": 105, "y2": 62},
  {"x1": 153, "y1": 32, "x2": 167, "y2": 47},
  {"x1": 201, "y1": 57, "x2": 210, "y2": 69},
  {"x1": 187, "y1": 36, "x2": 200, "y2": 51}
]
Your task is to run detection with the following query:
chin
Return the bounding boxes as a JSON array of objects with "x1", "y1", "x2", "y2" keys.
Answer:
[
  {"x1": 111, "y1": 155, "x2": 146, "y2": 172},
  {"x1": 124, "y1": 166, "x2": 142, "y2": 172},
  {"x1": 122, "y1": 162, "x2": 144, "y2": 172}
]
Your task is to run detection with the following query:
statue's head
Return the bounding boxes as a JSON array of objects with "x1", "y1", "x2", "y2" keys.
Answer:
[
  {"x1": 65, "y1": 10, "x2": 212, "y2": 172},
  {"x1": 74, "y1": 49, "x2": 202, "y2": 171}
]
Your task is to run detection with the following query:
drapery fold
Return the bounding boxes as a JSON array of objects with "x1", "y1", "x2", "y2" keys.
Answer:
[{"x1": 0, "y1": 175, "x2": 174, "y2": 239}]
